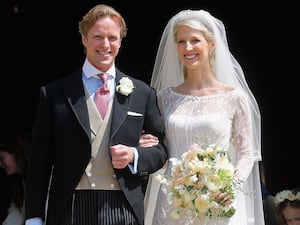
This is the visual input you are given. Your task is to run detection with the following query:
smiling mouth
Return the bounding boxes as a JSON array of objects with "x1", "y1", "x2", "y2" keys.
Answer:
[
  {"x1": 185, "y1": 54, "x2": 197, "y2": 60},
  {"x1": 98, "y1": 51, "x2": 110, "y2": 56}
]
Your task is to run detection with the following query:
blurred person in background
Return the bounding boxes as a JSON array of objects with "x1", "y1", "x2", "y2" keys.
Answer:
[
  {"x1": 275, "y1": 188, "x2": 300, "y2": 225},
  {"x1": 0, "y1": 129, "x2": 31, "y2": 225}
]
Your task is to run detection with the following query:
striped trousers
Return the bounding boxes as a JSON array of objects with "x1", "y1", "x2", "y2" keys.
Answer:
[{"x1": 59, "y1": 190, "x2": 138, "y2": 225}]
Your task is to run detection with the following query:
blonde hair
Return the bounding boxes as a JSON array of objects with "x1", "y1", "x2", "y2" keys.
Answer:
[{"x1": 79, "y1": 4, "x2": 127, "y2": 39}]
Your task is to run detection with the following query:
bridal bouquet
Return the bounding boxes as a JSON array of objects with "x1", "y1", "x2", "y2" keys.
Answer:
[{"x1": 155, "y1": 144, "x2": 237, "y2": 220}]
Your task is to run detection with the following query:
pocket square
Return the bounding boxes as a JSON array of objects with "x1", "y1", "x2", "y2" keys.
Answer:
[{"x1": 127, "y1": 111, "x2": 143, "y2": 116}]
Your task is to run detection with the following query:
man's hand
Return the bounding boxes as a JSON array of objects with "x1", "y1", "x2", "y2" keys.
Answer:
[{"x1": 110, "y1": 144, "x2": 134, "y2": 169}]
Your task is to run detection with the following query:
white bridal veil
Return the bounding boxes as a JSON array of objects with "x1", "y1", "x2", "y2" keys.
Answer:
[{"x1": 150, "y1": 9, "x2": 261, "y2": 162}]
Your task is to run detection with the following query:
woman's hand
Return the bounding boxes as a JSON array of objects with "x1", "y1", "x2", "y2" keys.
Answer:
[
  {"x1": 139, "y1": 130, "x2": 159, "y2": 147},
  {"x1": 216, "y1": 192, "x2": 233, "y2": 206}
]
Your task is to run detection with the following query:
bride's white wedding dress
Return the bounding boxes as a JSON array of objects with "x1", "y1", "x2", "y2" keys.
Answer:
[{"x1": 144, "y1": 87, "x2": 264, "y2": 225}]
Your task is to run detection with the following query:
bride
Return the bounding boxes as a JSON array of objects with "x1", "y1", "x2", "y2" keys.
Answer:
[{"x1": 142, "y1": 9, "x2": 265, "y2": 225}]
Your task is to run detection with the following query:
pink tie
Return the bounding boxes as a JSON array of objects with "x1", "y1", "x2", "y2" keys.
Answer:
[{"x1": 94, "y1": 73, "x2": 110, "y2": 119}]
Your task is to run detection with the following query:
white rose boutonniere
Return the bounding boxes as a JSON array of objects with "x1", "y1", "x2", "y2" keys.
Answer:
[{"x1": 116, "y1": 77, "x2": 135, "y2": 96}]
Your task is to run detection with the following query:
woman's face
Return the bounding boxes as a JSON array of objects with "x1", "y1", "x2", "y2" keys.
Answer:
[
  {"x1": 0, "y1": 151, "x2": 20, "y2": 175},
  {"x1": 176, "y1": 25, "x2": 213, "y2": 70},
  {"x1": 282, "y1": 205, "x2": 300, "y2": 225}
]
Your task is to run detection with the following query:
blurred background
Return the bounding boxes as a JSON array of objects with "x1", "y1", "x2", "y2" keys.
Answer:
[{"x1": 0, "y1": 0, "x2": 297, "y2": 194}]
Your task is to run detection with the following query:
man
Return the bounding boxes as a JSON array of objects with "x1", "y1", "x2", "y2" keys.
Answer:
[{"x1": 25, "y1": 4, "x2": 168, "y2": 225}]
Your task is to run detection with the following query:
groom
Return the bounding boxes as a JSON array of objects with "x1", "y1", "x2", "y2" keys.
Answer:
[{"x1": 25, "y1": 4, "x2": 167, "y2": 225}]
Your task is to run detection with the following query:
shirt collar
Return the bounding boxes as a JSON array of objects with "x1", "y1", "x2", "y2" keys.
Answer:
[{"x1": 82, "y1": 58, "x2": 116, "y2": 79}]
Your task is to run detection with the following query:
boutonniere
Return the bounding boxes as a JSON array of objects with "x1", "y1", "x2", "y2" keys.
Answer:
[{"x1": 116, "y1": 77, "x2": 135, "y2": 96}]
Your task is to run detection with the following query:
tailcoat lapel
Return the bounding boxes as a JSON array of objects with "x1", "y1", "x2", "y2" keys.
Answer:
[
  {"x1": 64, "y1": 70, "x2": 91, "y2": 140},
  {"x1": 110, "y1": 71, "x2": 131, "y2": 138}
]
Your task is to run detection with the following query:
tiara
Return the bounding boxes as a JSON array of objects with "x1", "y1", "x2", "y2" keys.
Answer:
[
  {"x1": 171, "y1": 9, "x2": 214, "y2": 33},
  {"x1": 274, "y1": 190, "x2": 300, "y2": 206}
]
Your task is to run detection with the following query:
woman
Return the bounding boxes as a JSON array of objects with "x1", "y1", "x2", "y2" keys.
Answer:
[
  {"x1": 0, "y1": 167, "x2": 12, "y2": 224},
  {"x1": 143, "y1": 9, "x2": 264, "y2": 225},
  {"x1": 0, "y1": 130, "x2": 31, "y2": 225},
  {"x1": 274, "y1": 189, "x2": 300, "y2": 225}
]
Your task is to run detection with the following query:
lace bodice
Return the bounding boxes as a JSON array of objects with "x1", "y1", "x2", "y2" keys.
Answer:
[
  {"x1": 158, "y1": 87, "x2": 254, "y2": 182},
  {"x1": 150, "y1": 87, "x2": 257, "y2": 225}
]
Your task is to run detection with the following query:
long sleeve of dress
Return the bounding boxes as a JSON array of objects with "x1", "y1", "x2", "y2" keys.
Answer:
[{"x1": 149, "y1": 87, "x2": 264, "y2": 225}]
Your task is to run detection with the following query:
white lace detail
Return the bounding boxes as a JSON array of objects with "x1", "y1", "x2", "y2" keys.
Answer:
[
  {"x1": 152, "y1": 88, "x2": 257, "y2": 225},
  {"x1": 159, "y1": 88, "x2": 253, "y2": 182}
]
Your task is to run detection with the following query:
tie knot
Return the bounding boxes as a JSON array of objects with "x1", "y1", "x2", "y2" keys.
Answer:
[
  {"x1": 97, "y1": 73, "x2": 109, "y2": 94},
  {"x1": 98, "y1": 73, "x2": 109, "y2": 83}
]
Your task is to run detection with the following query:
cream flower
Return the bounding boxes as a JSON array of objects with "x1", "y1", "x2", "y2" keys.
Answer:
[
  {"x1": 274, "y1": 190, "x2": 300, "y2": 206},
  {"x1": 155, "y1": 144, "x2": 237, "y2": 220},
  {"x1": 116, "y1": 77, "x2": 134, "y2": 96}
]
